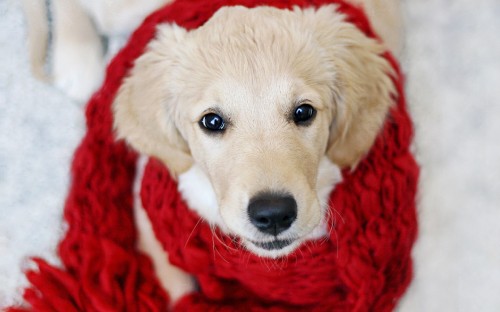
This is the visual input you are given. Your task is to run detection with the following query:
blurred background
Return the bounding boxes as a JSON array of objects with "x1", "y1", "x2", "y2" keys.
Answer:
[{"x1": 1, "y1": 0, "x2": 499, "y2": 310}]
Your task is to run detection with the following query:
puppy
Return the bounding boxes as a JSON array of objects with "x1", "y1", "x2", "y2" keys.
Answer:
[{"x1": 113, "y1": 3, "x2": 397, "y2": 305}]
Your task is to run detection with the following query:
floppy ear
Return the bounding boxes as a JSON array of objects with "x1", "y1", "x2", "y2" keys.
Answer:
[
  {"x1": 113, "y1": 24, "x2": 193, "y2": 177},
  {"x1": 306, "y1": 6, "x2": 395, "y2": 168}
]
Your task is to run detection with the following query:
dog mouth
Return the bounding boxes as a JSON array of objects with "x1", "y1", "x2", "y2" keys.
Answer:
[{"x1": 250, "y1": 239, "x2": 294, "y2": 250}]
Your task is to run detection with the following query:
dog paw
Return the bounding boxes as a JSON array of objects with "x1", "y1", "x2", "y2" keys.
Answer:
[{"x1": 53, "y1": 41, "x2": 105, "y2": 103}]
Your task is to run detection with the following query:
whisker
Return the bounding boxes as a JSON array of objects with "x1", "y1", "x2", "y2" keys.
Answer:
[
  {"x1": 212, "y1": 227, "x2": 238, "y2": 252},
  {"x1": 305, "y1": 240, "x2": 314, "y2": 256},
  {"x1": 330, "y1": 203, "x2": 346, "y2": 225},
  {"x1": 184, "y1": 217, "x2": 203, "y2": 248},
  {"x1": 210, "y1": 226, "x2": 230, "y2": 263},
  {"x1": 211, "y1": 229, "x2": 217, "y2": 261},
  {"x1": 260, "y1": 256, "x2": 272, "y2": 271},
  {"x1": 297, "y1": 246, "x2": 304, "y2": 260},
  {"x1": 327, "y1": 202, "x2": 341, "y2": 259},
  {"x1": 243, "y1": 250, "x2": 251, "y2": 266},
  {"x1": 291, "y1": 249, "x2": 299, "y2": 265}
]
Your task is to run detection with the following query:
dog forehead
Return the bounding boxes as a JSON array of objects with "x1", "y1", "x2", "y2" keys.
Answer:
[
  {"x1": 187, "y1": 6, "x2": 319, "y2": 77},
  {"x1": 213, "y1": 75, "x2": 296, "y2": 116}
]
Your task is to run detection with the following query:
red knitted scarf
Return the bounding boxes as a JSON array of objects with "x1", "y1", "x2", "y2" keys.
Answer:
[{"x1": 11, "y1": 0, "x2": 419, "y2": 311}]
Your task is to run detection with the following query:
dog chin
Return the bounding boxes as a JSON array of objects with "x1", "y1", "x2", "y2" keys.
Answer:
[
  {"x1": 241, "y1": 219, "x2": 330, "y2": 258},
  {"x1": 243, "y1": 238, "x2": 302, "y2": 258}
]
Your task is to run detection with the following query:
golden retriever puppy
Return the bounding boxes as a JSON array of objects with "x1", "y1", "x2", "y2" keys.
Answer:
[{"x1": 113, "y1": 4, "x2": 395, "y2": 304}]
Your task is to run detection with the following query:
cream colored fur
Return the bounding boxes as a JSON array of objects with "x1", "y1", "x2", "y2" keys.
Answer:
[{"x1": 113, "y1": 5, "x2": 396, "y2": 304}]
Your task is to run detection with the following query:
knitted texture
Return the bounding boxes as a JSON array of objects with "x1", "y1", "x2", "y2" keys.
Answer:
[{"x1": 10, "y1": 0, "x2": 419, "y2": 311}]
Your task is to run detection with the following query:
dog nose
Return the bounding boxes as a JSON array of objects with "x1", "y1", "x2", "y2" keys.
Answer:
[{"x1": 248, "y1": 193, "x2": 297, "y2": 236}]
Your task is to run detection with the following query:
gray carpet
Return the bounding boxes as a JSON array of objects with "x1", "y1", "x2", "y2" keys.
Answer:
[{"x1": 1, "y1": 0, "x2": 499, "y2": 310}]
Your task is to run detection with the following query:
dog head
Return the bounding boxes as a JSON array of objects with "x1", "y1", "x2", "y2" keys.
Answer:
[{"x1": 113, "y1": 5, "x2": 394, "y2": 257}]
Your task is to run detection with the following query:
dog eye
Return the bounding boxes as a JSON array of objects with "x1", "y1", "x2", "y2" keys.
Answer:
[
  {"x1": 199, "y1": 113, "x2": 226, "y2": 132},
  {"x1": 293, "y1": 104, "x2": 316, "y2": 125}
]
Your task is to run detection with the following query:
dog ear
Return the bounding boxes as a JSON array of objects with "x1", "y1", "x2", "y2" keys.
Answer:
[
  {"x1": 113, "y1": 24, "x2": 193, "y2": 177},
  {"x1": 305, "y1": 6, "x2": 395, "y2": 169}
]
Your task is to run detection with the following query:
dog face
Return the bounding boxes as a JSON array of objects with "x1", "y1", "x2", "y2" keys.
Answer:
[
  {"x1": 184, "y1": 74, "x2": 334, "y2": 257},
  {"x1": 113, "y1": 5, "x2": 394, "y2": 257}
]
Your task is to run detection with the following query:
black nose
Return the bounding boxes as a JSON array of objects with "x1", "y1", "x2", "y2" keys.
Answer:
[{"x1": 248, "y1": 193, "x2": 297, "y2": 236}]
